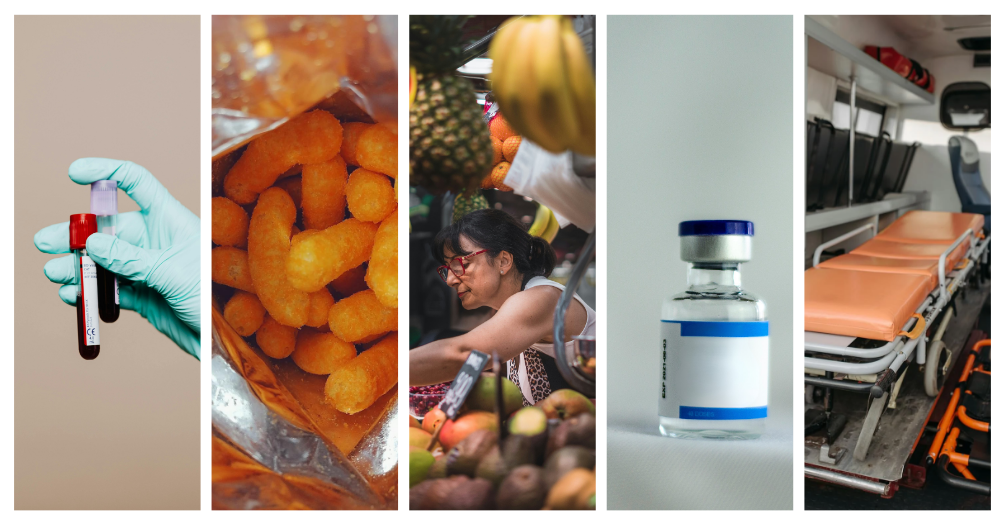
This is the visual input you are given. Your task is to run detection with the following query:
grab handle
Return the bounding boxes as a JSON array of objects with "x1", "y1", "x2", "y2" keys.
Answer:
[{"x1": 898, "y1": 314, "x2": 926, "y2": 340}]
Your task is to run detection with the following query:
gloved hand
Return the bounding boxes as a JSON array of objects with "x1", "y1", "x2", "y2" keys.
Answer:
[{"x1": 35, "y1": 158, "x2": 201, "y2": 359}]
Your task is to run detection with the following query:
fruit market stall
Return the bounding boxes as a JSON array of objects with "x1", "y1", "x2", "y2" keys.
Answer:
[{"x1": 408, "y1": 15, "x2": 597, "y2": 510}]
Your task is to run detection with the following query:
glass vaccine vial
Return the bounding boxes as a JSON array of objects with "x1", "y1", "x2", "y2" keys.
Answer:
[
  {"x1": 91, "y1": 180, "x2": 119, "y2": 322},
  {"x1": 659, "y1": 220, "x2": 768, "y2": 439},
  {"x1": 70, "y1": 213, "x2": 101, "y2": 360}
]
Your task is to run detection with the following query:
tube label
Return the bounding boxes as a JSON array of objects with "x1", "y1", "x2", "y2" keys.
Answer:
[
  {"x1": 81, "y1": 256, "x2": 100, "y2": 345},
  {"x1": 659, "y1": 320, "x2": 768, "y2": 420},
  {"x1": 101, "y1": 224, "x2": 119, "y2": 305}
]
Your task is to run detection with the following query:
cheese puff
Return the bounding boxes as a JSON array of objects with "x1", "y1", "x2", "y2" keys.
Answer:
[
  {"x1": 324, "y1": 332, "x2": 398, "y2": 414},
  {"x1": 339, "y1": 122, "x2": 368, "y2": 166},
  {"x1": 328, "y1": 289, "x2": 397, "y2": 343},
  {"x1": 212, "y1": 247, "x2": 255, "y2": 293},
  {"x1": 248, "y1": 187, "x2": 309, "y2": 327},
  {"x1": 340, "y1": 122, "x2": 397, "y2": 179},
  {"x1": 256, "y1": 314, "x2": 298, "y2": 359},
  {"x1": 292, "y1": 328, "x2": 356, "y2": 375},
  {"x1": 356, "y1": 331, "x2": 387, "y2": 345},
  {"x1": 366, "y1": 209, "x2": 398, "y2": 308},
  {"x1": 307, "y1": 288, "x2": 335, "y2": 328},
  {"x1": 330, "y1": 264, "x2": 368, "y2": 297},
  {"x1": 277, "y1": 164, "x2": 303, "y2": 180},
  {"x1": 224, "y1": 110, "x2": 343, "y2": 204},
  {"x1": 223, "y1": 291, "x2": 266, "y2": 336},
  {"x1": 286, "y1": 219, "x2": 377, "y2": 292},
  {"x1": 302, "y1": 156, "x2": 349, "y2": 230},
  {"x1": 346, "y1": 168, "x2": 396, "y2": 223},
  {"x1": 274, "y1": 175, "x2": 302, "y2": 209},
  {"x1": 212, "y1": 197, "x2": 250, "y2": 247}
]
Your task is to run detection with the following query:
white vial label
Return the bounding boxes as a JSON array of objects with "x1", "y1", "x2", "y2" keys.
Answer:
[
  {"x1": 81, "y1": 256, "x2": 100, "y2": 345},
  {"x1": 660, "y1": 320, "x2": 768, "y2": 420}
]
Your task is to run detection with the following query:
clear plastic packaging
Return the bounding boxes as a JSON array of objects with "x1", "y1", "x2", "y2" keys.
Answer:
[{"x1": 210, "y1": 15, "x2": 398, "y2": 510}]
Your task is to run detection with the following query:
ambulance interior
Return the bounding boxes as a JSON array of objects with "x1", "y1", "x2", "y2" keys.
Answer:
[{"x1": 802, "y1": 15, "x2": 991, "y2": 503}]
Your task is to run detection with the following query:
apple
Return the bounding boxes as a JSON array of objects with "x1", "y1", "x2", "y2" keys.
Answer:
[
  {"x1": 438, "y1": 411, "x2": 498, "y2": 450},
  {"x1": 464, "y1": 374, "x2": 525, "y2": 416},
  {"x1": 537, "y1": 389, "x2": 595, "y2": 420},
  {"x1": 422, "y1": 407, "x2": 447, "y2": 434},
  {"x1": 410, "y1": 427, "x2": 433, "y2": 449},
  {"x1": 410, "y1": 415, "x2": 421, "y2": 428}
]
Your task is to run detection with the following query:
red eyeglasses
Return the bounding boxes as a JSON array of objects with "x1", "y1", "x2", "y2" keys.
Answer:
[{"x1": 436, "y1": 249, "x2": 488, "y2": 282}]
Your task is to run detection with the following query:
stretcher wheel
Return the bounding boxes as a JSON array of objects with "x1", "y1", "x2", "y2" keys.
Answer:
[
  {"x1": 854, "y1": 391, "x2": 889, "y2": 461},
  {"x1": 924, "y1": 340, "x2": 950, "y2": 397}
]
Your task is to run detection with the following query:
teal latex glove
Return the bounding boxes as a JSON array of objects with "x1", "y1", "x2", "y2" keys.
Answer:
[{"x1": 35, "y1": 158, "x2": 201, "y2": 359}]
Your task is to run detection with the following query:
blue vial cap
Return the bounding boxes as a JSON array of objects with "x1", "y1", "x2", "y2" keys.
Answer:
[{"x1": 679, "y1": 220, "x2": 754, "y2": 237}]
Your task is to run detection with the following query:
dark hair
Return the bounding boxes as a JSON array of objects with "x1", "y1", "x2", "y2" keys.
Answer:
[{"x1": 433, "y1": 208, "x2": 557, "y2": 287}]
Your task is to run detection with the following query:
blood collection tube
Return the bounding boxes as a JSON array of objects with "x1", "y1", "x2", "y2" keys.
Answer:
[
  {"x1": 91, "y1": 181, "x2": 119, "y2": 322},
  {"x1": 70, "y1": 213, "x2": 100, "y2": 360}
]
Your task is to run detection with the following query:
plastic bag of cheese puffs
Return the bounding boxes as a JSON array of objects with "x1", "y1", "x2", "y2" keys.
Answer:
[{"x1": 211, "y1": 15, "x2": 398, "y2": 510}]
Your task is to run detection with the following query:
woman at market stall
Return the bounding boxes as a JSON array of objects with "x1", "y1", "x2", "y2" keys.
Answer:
[{"x1": 409, "y1": 209, "x2": 596, "y2": 405}]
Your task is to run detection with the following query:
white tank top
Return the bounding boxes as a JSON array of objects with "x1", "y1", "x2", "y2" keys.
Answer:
[{"x1": 515, "y1": 276, "x2": 597, "y2": 403}]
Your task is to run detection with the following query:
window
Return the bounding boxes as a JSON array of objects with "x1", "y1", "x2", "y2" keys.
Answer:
[
  {"x1": 831, "y1": 90, "x2": 886, "y2": 137},
  {"x1": 901, "y1": 119, "x2": 992, "y2": 151}
]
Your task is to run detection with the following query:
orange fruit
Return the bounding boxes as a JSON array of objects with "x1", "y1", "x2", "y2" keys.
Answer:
[
  {"x1": 480, "y1": 173, "x2": 495, "y2": 189},
  {"x1": 491, "y1": 162, "x2": 513, "y2": 191},
  {"x1": 491, "y1": 137, "x2": 503, "y2": 165},
  {"x1": 502, "y1": 136, "x2": 522, "y2": 163},
  {"x1": 489, "y1": 116, "x2": 517, "y2": 142}
]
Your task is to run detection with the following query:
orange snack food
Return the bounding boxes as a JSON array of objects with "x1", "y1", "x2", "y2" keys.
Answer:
[
  {"x1": 345, "y1": 168, "x2": 396, "y2": 223},
  {"x1": 324, "y1": 332, "x2": 398, "y2": 414},
  {"x1": 328, "y1": 289, "x2": 397, "y2": 343},
  {"x1": 248, "y1": 187, "x2": 310, "y2": 327},
  {"x1": 256, "y1": 314, "x2": 299, "y2": 359},
  {"x1": 366, "y1": 209, "x2": 398, "y2": 308},
  {"x1": 302, "y1": 156, "x2": 348, "y2": 230},
  {"x1": 212, "y1": 246, "x2": 256, "y2": 293},
  {"x1": 286, "y1": 218, "x2": 378, "y2": 292},
  {"x1": 306, "y1": 288, "x2": 336, "y2": 328},
  {"x1": 491, "y1": 162, "x2": 513, "y2": 191},
  {"x1": 212, "y1": 196, "x2": 250, "y2": 247},
  {"x1": 491, "y1": 137, "x2": 503, "y2": 165},
  {"x1": 502, "y1": 136, "x2": 522, "y2": 163},
  {"x1": 273, "y1": 175, "x2": 303, "y2": 209},
  {"x1": 291, "y1": 328, "x2": 357, "y2": 375},
  {"x1": 330, "y1": 264, "x2": 368, "y2": 297},
  {"x1": 340, "y1": 122, "x2": 397, "y2": 179},
  {"x1": 224, "y1": 110, "x2": 344, "y2": 204},
  {"x1": 223, "y1": 291, "x2": 266, "y2": 336},
  {"x1": 339, "y1": 122, "x2": 368, "y2": 166}
]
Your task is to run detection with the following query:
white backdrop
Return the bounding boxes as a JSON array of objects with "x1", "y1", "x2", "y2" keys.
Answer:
[{"x1": 607, "y1": 15, "x2": 794, "y2": 510}]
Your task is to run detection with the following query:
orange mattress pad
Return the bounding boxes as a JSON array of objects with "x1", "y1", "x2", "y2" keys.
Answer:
[
  {"x1": 877, "y1": 210, "x2": 983, "y2": 244},
  {"x1": 851, "y1": 238, "x2": 967, "y2": 271},
  {"x1": 818, "y1": 254, "x2": 940, "y2": 289},
  {"x1": 805, "y1": 267, "x2": 932, "y2": 341}
]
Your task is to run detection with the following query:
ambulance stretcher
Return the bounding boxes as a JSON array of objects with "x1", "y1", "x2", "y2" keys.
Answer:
[{"x1": 803, "y1": 210, "x2": 990, "y2": 496}]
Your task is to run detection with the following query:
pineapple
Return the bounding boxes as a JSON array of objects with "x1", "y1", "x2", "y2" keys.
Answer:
[
  {"x1": 452, "y1": 191, "x2": 490, "y2": 224},
  {"x1": 410, "y1": 16, "x2": 494, "y2": 195}
]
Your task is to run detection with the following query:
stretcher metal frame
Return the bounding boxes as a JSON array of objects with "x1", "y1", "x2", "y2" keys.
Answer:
[
  {"x1": 927, "y1": 339, "x2": 991, "y2": 495},
  {"x1": 804, "y1": 218, "x2": 990, "y2": 494}
]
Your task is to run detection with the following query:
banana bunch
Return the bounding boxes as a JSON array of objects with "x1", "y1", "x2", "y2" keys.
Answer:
[
  {"x1": 528, "y1": 203, "x2": 561, "y2": 243},
  {"x1": 489, "y1": 16, "x2": 596, "y2": 157}
]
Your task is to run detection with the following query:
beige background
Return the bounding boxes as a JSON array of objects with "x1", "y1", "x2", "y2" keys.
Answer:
[{"x1": 15, "y1": 16, "x2": 200, "y2": 510}]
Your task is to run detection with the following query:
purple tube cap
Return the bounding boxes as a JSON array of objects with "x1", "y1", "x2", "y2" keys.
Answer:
[{"x1": 90, "y1": 180, "x2": 118, "y2": 216}]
